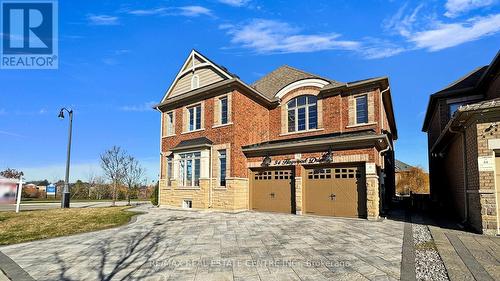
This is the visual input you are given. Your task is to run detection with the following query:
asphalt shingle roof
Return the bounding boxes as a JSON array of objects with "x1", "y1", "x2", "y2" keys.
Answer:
[
  {"x1": 251, "y1": 65, "x2": 343, "y2": 99},
  {"x1": 395, "y1": 160, "x2": 413, "y2": 172},
  {"x1": 173, "y1": 137, "x2": 213, "y2": 149}
]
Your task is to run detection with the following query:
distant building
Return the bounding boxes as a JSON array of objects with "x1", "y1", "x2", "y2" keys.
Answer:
[
  {"x1": 395, "y1": 160, "x2": 413, "y2": 196},
  {"x1": 423, "y1": 51, "x2": 500, "y2": 235}
]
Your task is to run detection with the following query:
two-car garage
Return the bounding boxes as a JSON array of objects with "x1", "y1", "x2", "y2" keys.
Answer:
[{"x1": 249, "y1": 164, "x2": 367, "y2": 218}]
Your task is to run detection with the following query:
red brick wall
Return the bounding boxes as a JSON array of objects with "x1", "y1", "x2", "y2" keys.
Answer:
[{"x1": 161, "y1": 85, "x2": 392, "y2": 178}]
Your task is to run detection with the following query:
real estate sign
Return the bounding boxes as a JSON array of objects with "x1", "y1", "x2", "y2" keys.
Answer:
[{"x1": 46, "y1": 184, "x2": 56, "y2": 196}]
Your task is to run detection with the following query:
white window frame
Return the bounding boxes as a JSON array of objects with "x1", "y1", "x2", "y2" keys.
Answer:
[
  {"x1": 219, "y1": 96, "x2": 229, "y2": 125},
  {"x1": 218, "y1": 149, "x2": 227, "y2": 187},
  {"x1": 287, "y1": 95, "x2": 318, "y2": 133},
  {"x1": 355, "y1": 95, "x2": 368, "y2": 124},
  {"x1": 166, "y1": 111, "x2": 175, "y2": 136},
  {"x1": 178, "y1": 151, "x2": 201, "y2": 187},
  {"x1": 166, "y1": 156, "x2": 173, "y2": 186},
  {"x1": 191, "y1": 74, "x2": 199, "y2": 90},
  {"x1": 187, "y1": 104, "x2": 202, "y2": 131}
]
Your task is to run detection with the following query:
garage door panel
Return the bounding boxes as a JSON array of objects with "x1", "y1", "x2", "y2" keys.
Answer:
[
  {"x1": 305, "y1": 165, "x2": 366, "y2": 218},
  {"x1": 305, "y1": 168, "x2": 334, "y2": 216},
  {"x1": 251, "y1": 170, "x2": 292, "y2": 213}
]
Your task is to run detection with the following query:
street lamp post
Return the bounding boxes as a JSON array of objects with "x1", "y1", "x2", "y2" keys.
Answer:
[{"x1": 58, "y1": 108, "x2": 73, "y2": 208}]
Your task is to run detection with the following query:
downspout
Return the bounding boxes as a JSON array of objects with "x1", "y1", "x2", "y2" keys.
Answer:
[
  {"x1": 448, "y1": 125, "x2": 468, "y2": 224},
  {"x1": 209, "y1": 145, "x2": 213, "y2": 208},
  {"x1": 155, "y1": 107, "x2": 163, "y2": 206},
  {"x1": 379, "y1": 86, "x2": 390, "y2": 133}
]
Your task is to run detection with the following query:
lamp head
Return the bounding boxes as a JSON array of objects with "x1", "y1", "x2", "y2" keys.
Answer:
[{"x1": 58, "y1": 110, "x2": 65, "y2": 119}]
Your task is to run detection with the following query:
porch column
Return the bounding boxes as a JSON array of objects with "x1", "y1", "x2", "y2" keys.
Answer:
[{"x1": 366, "y1": 162, "x2": 380, "y2": 220}]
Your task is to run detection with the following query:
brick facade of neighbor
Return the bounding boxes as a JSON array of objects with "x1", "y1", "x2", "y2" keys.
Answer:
[
  {"x1": 156, "y1": 50, "x2": 397, "y2": 221},
  {"x1": 424, "y1": 51, "x2": 500, "y2": 235}
]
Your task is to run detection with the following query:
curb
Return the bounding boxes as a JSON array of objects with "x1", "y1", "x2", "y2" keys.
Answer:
[{"x1": 0, "y1": 251, "x2": 35, "y2": 281}]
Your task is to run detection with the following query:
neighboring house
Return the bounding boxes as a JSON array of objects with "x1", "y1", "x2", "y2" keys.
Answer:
[
  {"x1": 395, "y1": 160, "x2": 413, "y2": 196},
  {"x1": 395, "y1": 160, "x2": 429, "y2": 196},
  {"x1": 154, "y1": 50, "x2": 397, "y2": 220},
  {"x1": 423, "y1": 51, "x2": 500, "y2": 235}
]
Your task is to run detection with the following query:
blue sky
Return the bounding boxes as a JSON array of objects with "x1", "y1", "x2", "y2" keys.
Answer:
[{"x1": 1, "y1": 0, "x2": 499, "y2": 182}]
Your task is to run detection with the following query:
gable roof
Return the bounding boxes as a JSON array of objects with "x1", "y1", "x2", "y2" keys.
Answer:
[
  {"x1": 251, "y1": 65, "x2": 342, "y2": 99},
  {"x1": 395, "y1": 160, "x2": 413, "y2": 172},
  {"x1": 422, "y1": 50, "x2": 500, "y2": 132},
  {"x1": 160, "y1": 49, "x2": 236, "y2": 102}
]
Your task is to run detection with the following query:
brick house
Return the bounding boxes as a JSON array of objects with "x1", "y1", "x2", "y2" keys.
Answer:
[
  {"x1": 423, "y1": 51, "x2": 500, "y2": 235},
  {"x1": 154, "y1": 50, "x2": 397, "y2": 220}
]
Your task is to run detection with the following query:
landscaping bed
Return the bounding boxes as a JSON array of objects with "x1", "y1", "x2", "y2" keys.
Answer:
[{"x1": 413, "y1": 223, "x2": 449, "y2": 280}]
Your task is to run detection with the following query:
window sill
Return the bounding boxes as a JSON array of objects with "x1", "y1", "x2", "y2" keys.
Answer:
[
  {"x1": 162, "y1": 134, "x2": 176, "y2": 138},
  {"x1": 279, "y1": 128, "x2": 324, "y2": 136},
  {"x1": 212, "y1": 122, "x2": 233, "y2": 129},
  {"x1": 176, "y1": 187, "x2": 201, "y2": 190},
  {"x1": 346, "y1": 122, "x2": 377, "y2": 128},
  {"x1": 213, "y1": 187, "x2": 227, "y2": 190},
  {"x1": 181, "y1": 128, "x2": 205, "y2": 135}
]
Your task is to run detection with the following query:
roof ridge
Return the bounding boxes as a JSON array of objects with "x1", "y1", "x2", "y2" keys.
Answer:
[
  {"x1": 251, "y1": 64, "x2": 341, "y2": 86},
  {"x1": 436, "y1": 65, "x2": 488, "y2": 94}
]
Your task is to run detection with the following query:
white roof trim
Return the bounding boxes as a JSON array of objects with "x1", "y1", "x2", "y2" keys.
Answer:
[
  {"x1": 161, "y1": 50, "x2": 233, "y2": 103},
  {"x1": 275, "y1": 78, "x2": 330, "y2": 99}
]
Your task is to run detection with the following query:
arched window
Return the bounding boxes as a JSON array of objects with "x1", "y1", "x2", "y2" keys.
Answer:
[
  {"x1": 287, "y1": 95, "x2": 317, "y2": 132},
  {"x1": 191, "y1": 74, "x2": 199, "y2": 90}
]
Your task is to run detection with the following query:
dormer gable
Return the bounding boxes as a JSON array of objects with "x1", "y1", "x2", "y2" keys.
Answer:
[{"x1": 161, "y1": 50, "x2": 234, "y2": 102}]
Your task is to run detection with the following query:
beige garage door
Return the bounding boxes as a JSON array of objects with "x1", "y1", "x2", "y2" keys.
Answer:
[
  {"x1": 304, "y1": 165, "x2": 366, "y2": 218},
  {"x1": 250, "y1": 169, "x2": 293, "y2": 213}
]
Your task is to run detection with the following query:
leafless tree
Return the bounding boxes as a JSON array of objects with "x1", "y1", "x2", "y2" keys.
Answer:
[
  {"x1": 100, "y1": 146, "x2": 128, "y2": 206},
  {"x1": 123, "y1": 156, "x2": 145, "y2": 206},
  {"x1": 0, "y1": 168, "x2": 24, "y2": 179}
]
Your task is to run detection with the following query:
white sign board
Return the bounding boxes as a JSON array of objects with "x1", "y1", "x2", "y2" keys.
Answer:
[
  {"x1": 366, "y1": 163, "x2": 376, "y2": 174},
  {"x1": 478, "y1": 156, "x2": 495, "y2": 172}
]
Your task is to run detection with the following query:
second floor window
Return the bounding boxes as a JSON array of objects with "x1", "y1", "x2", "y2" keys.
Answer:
[
  {"x1": 188, "y1": 104, "x2": 202, "y2": 131},
  {"x1": 220, "y1": 96, "x2": 228, "y2": 124},
  {"x1": 287, "y1": 95, "x2": 317, "y2": 133},
  {"x1": 218, "y1": 149, "x2": 226, "y2": 186},
  {"x1": 356, "y1": 95, "x2": 368, "y2": 124},
  {"x1": 166, "y1": 112, "x2": 174, "y2": 136}
]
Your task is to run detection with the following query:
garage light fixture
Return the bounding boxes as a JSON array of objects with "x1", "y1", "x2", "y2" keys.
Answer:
[
  {"x1": 322, "y1": 148, "x2": 333, "y2": 163},
  {"x1": 262, "y1": 155, "x2": 272, "y2": 167}
]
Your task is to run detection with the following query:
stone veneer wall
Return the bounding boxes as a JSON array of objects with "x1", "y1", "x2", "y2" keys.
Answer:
[
  {"x1": 212, "y1": 178, "x2": 249, "y2": 211},
  {"x1": 467, "y1": 121, "x2": 500, "y2": 235},
  {"x1": 159, "y1": 179, "x2": 209, "y2": 209},
  {"x1": 159, "y1": 178, "x2": 248, "y2": 211},
  {"x1": 295, "y1": 177, "x2": 302, "y2": 214},
  {"x1": 366, "y1": 163, "x2": 380, "y2": 221}
]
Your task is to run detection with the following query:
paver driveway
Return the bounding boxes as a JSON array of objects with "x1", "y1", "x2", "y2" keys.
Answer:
[{"x1": 0, "y1": 205, "x2": 404, "y2": 281}]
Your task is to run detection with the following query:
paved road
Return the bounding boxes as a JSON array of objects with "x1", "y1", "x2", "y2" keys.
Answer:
[
  {"x1": 0, "y1": 205, "x2": 405, "y2": 281},
  {"x1": 0, "y1": 201, "x2": 149, "y2": 212}
]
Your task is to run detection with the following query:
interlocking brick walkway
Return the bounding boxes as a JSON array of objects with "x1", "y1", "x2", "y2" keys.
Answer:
[
  {"x1": 0, "y1": 205, "x2": 405, "y2": 281},
  {"x1": 429, "y1": 226, "x2": 500, "y2": 281}
]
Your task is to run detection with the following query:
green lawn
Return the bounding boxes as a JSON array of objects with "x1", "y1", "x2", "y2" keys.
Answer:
[
  {"x1": 0, "y1": 207, "x2": 139, "y2": 245},
  {"x1": 21, "y1": 198, "x2": 142, "y2": 203}
]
